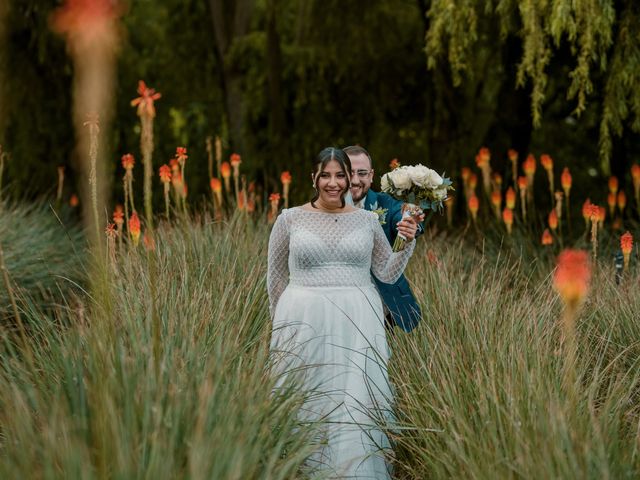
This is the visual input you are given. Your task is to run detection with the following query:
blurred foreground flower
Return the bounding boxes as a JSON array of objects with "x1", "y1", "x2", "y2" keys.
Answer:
[
  {"x1": 70, "y1": 193, "x2": 79, "y2": 207},
  {"x1": 554, "y1": 249, "x2": 591, "y2": 310},
  {"x1": 553, "y1": 249, "x2": 591, "y2": 390},
  {"x1": 621, "y1": 231, "x2": 633, "y2": 272}
]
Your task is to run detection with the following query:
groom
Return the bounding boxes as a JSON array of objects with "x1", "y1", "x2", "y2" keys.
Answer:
[{"x1": 344, "y1": 145, "x2": 422, "y2": 333}]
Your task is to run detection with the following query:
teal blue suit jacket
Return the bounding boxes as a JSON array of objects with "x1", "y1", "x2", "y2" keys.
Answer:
[{"x1": 364, "y1": 189, "x2": 422, "y2": 332}]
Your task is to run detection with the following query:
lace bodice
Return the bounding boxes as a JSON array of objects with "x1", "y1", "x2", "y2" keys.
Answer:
[{"x1": 267, "y1": 207, "x2": 415, "y2": 315}]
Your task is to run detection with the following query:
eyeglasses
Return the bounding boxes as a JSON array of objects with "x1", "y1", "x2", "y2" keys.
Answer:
[{"x1": 351, "y1": 169, "x2": 372, "y2": 178}]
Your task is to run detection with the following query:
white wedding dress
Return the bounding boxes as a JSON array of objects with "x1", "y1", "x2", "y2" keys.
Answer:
[{"x1": 267, "y1": 207, "x2": 414, "y2": 479}]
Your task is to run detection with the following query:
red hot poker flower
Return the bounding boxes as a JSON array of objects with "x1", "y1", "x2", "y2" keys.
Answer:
[
  {"x1": 113, "y1": 206, "x2": 124, "y2": 225},
  {"x1": 130, "y1": 80, "x2": 161, "y2": 118},
  {"x1": 608, "y1": 176, "x2": 619, "y2": 194},
  {"x1": 468, "y1": 173, "x2": 478, "y2": 190},
  {"x1": 389, "y1": 158, "x2": 401, "y2": 169},
  {"x1": 175, "y1": 147, "x2": 188, "y2": 166},
  {"x1": 129, "y1": 211, "x2": 141, "y2": 246},
  {"x1": 554, "y1": 249, "x2": 591, "y2": 308},
  {"x1": 505, "y1": 187, "x2": 516, "y2": 209},
  {"x1": 230, "y1": 153, "x2": 242, "y2": 167},
  {"x1": 631, "y1": 164, "x2": 640, "y2": 185},
  {"x1": 221, "y1": 162, "x2": 231, "y2": 179},
  {"x1": 502, "y1": 207, "x2": 514, "y2": 234},
  {"x1": 548, "y1": 209, "x2": 558, "y2": 231},
  {"x1": 621, "y1": 231, "x2": 633, "y2": 255},
  {"x1": 561, "y1": 167, "x2": 572, "y2": 195},
  {"x1": 523, "y1": 154, "x2": 536, "y2": 176},
  {"x1": 617, "y1": 190, "x2": 627, "y2": 210},
  {"x1": 468, "y1": 195, "x2": 479, "y2": 220},
  {"x1": 517, "y1": 176, "x2": 528, "y2": 191},
  {"x1": 210, "y1": 178, "x2": 222, "y2": 193},
  {"x1": 507, "y1": 149, "x2": 518, "y2": 162},
  {"x1": 159, "y1": 164, "x2": 172, "y2": 183},
  {"x1": 121, "y1": 153, "x2": 134, "y2": 170},
  {"x1": 461, "y1": 167, "x2": 471, "y2": 183},
  {"x1": 541, "y1": 154, "x2": 553, "y2": 171},
  {"x1": 582, "y1": 199, "x2": 592, "y2": 221},
  {"x1": 280, "y1": 171, "x2": 292, "y2": 185},
  {"x1": 541, "y1": 229, "x2": 553, "y2": 245}
]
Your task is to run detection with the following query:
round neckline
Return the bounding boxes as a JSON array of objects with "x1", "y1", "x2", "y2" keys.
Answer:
[{"x1": 296, "y1": 205, "x2": 360, "y2": 215}]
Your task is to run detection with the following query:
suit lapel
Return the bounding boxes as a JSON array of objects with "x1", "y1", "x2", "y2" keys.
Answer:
[{"x1": 364, "y1": 189, "x2": 377, "y2": 211}]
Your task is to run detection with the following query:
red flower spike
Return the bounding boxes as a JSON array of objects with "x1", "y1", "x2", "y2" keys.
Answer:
[{"x1": 554, "y1": 249, "x2": 591, "y2": 307}]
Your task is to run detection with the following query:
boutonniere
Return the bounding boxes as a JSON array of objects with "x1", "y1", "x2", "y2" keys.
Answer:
[{"x1": 370, "y1": 201, "x2": 388, "y2": 225}]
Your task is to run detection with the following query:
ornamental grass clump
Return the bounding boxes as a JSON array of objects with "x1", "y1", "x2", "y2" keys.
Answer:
[{"x1": 0, "y1": 215, "x2": 319, "y2": 479}]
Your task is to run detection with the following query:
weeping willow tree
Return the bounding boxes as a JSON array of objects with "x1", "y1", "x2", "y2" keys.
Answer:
[{"x1": 424, "y1": 0, "x2": 640, "y2": 174}]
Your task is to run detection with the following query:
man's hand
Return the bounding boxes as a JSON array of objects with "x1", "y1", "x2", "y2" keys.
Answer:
[{"x1": 396, "y1": 216, "x2": 419, "y2": 242}]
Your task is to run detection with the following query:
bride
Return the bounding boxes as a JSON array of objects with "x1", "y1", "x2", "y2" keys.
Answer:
[{"x1": 267, "y1": 147, "x2": 416, "y2": 479}]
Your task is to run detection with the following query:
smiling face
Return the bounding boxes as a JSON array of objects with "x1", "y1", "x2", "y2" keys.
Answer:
[
  {"x1": 347, "y1": 152, "x2": 374, "y2": 203},
  {"x1": 313, "y1": 159, "x2": 350, "y2": 209}
]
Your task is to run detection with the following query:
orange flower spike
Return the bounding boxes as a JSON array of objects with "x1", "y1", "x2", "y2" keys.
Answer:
[
  {"x1": 502, "y1": 207, "x2": 514, "y2": 234},
  {"x1": 631, "y1": 164, "x2": 640, "y2": 189},
  {"x1": 230, "y1": 153, "x2": 241, "y2": 170},
  {"x1": 508, "y1": 149, "x2": 518, "y2": 163},
  {"x1": 607, "y1": 192, "x2": 616, "y2": 216},
  {"x1": 548, "y1": 209, "x2": 559, "y2": 231},
  {"x1": 129, "y1": 211, "x2": 141, "y2": 246},
  {"x1": 70, "y1": 194, "x2": 79, "y2": 207},
  {"x1": 210, "y1": 178, "x2": 222, "y2": 193},
  {"x1": 617, "y1": 190, "x2": 627, "y2": 212},
  {"x1": 505, "y1": 187, "x2": 516, "y2": 209},
  {"x1": 621, "y1": 231, "x2": 633, "y2": 254},
  {"x1": 159, "y1": 164, "x2": 172, "y2": 183},
  {"x1": 280, "y1": 171, "x2": 292, "y2": 185},
  {"x1": 121, "y1": 153, "x2": 135, "y2": 171},
  {"x1": 541, "y1": 154, "x2": 553, "y2": 171},
  {"x1": 389, "y1": 158, "x2": 401, "y2": 170},
  {"x1": 130, "y1": 80, "x2": 162, "y2": 118},
  {"x1": 554, "y1": 249, "x2": 591, "y2": 308},
  {"x1": 597, "y1": 205, "x2": 606, "y2": 224},
  {"x1": 268, "y1": 192, "x2": 281, "y2": 223},
  {"x1": 492, "y1": 173, "x2": 503, "y2": 189},
  {"x1": 461, "y1": 167, "x2": 471, "y2": 183},
  {"x1": 561, "y1": 168, "x2": 572, "y2": 196},
  {"x1": 508, "y1": 149, "x2": 518, "y2": 185},
  {"x1": 468, "y1": 173, "x2": 478, "y2": 192},
  {"x1": 621, "y1": 231, "x2": 633, "y2": 271},
  {"x1": 541, "y1": 229, "x2": 553, "y2": 246},
  {"x1": 517, "y1": 176, "x2": 528, "y2": 191},
  {"x1": 608, "y1": 176, "x2": 619, "y2": 195},
  {"x1": 523, "y1": 154, "x2": 536, "y2": 178},
  {"x1": 113, "y1": 206, "x2": 124, "y2": 226},
  {"x1": 169, "y1": 158, "x2": 179, "y2": 172},
  {"x1": 582, "y1": 199, "x2": 592, "y2": 223},
  {"x1": 468, "y1": 195, "x2": 479, "y2": 222},
  {"x1": 491, "y1": 189, "x2": 502, "y2": 209},
  {"x1": 221, "y1": 162, "x2": 231, "y2": 178},
  {"x1": 175, "y1": 146, "x2": 188, "y2": 166}
]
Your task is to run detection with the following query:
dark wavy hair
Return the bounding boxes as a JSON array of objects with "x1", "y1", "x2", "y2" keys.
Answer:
[{"x1": 310, "y1": 147, "x2": 352, "y2": 208}]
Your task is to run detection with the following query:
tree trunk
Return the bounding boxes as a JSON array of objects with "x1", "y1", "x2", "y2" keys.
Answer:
[{"x1": 208, "y1": 0, "x2": 255, "y2": 154}]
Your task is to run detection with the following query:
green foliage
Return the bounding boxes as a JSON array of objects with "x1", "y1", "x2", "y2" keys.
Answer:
[
  {"x1": 0, "y1": 214, "x2": 318, "y2": 478},
  {"x1": 0, "y1": 200, "x2": 84, "y2": 317},
  {"x1": 389, "y1": 236, "x2": 640, "y2": 478}
]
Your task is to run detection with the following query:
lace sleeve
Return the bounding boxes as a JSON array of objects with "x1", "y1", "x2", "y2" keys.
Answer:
[
  {"x1": 267, "y1": 211, "x2": 290, "y2": 316},
  {"x1": 369, "y1": 212, "x2": 415, "y2": 284}
]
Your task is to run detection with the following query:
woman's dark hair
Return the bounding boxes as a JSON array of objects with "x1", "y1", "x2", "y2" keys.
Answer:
[{"x1": 310, "y1": 147, "x2": 352, "y2": 208}]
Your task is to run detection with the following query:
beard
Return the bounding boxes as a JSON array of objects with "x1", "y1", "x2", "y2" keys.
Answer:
[{"x1": 350, "y1": 184, "x2": 368, "y2": 202}]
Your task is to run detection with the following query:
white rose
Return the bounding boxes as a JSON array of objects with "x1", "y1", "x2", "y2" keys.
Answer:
[
  {"x1": 380, "y1": 174, "x2": 391, "y2": 192},
  {"x1": 389, "y1": 167, "x2": 412, "y2": 191},
  {"x1": 425, "y1": 169, "x2": 444, "y2": 188},
  {"x1": 410, "y1": 165, "x2": 432, "y2": 187}
]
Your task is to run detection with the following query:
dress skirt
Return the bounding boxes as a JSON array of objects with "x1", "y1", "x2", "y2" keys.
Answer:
[{"x1": 270, "y1": 284, "x2": 393, "y2": 479}]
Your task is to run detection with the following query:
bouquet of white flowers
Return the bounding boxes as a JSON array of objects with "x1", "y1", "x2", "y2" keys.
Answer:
[{"x1": 380, "y1": 162, "x2": 453, "y2": 250}]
